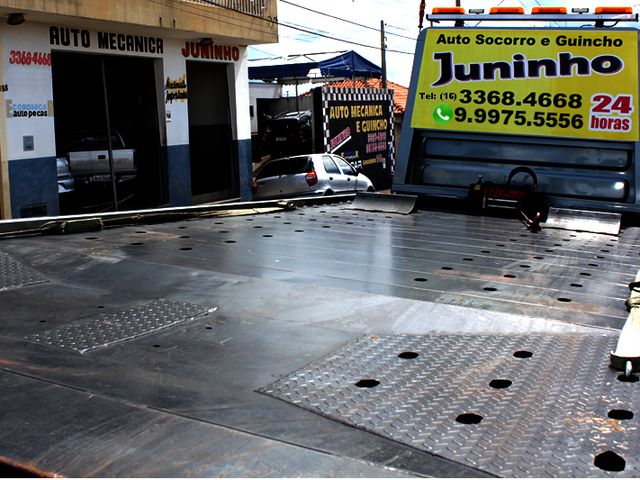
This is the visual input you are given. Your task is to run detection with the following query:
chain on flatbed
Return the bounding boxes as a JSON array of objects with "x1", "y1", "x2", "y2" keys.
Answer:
[{"x1": 260, "y1": 333, "x2": 640, "y2": 477}]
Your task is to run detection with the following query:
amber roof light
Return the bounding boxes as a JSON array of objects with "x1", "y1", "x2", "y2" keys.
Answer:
[
  {"x1": 432, "y1": 7, "x2": 465, "y2": 14},
  {"x1": 489, "y1": 6, "x2": 525, "y2": 14},
  {"x1": 595, "y1": 6, "x2": 633, "y2": 13},
  {"x1": 532, "y1": 6, "x2": 567, "y2": 14}
]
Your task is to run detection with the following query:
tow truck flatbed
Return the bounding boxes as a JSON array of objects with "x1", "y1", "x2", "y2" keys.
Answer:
[{"x1": 0, "y1": 198, "x2": 638, "y2": 477}]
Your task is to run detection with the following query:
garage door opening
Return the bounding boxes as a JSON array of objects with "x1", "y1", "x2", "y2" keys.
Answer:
[
  {"x1": 186, "y1": 61, "x2": 236, "y2": 203},
  {"x1": 52, "y1": 52, "x2": 164, "y2": 214}
]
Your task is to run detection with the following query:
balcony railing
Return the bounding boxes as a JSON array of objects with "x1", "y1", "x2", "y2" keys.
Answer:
[{"x1": 183, "y1": 0, "x2": 270, "y2": 17}]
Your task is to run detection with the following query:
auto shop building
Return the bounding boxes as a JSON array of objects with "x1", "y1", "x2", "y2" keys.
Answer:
[{"x1": 0, "y1": 0, "x2": 277, "y2": 218}]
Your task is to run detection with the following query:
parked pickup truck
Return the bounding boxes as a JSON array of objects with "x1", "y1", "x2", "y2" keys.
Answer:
[{"x1": 66, "y1": 130, "x2": 137, "y2": 186}]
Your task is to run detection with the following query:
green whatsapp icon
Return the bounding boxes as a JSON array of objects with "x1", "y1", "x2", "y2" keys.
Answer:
[{"x1": 433, "y1": 103, "x2": 453, "y2": 124}]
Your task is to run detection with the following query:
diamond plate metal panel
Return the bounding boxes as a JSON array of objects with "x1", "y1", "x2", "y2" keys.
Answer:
[
  {"x1": 0, "y1": 252, "x2": 47, "y2": 290},
  {"x1": 260, "y1": 334, "x2": 640, "y2": 477},
  {"x1": 25, "y1": 299, "x2": 211, "y2": 353}
]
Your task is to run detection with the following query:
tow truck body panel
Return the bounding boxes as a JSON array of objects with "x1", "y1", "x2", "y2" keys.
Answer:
[
  {"x1": 394, "y1": 22, "x2": 640, "y2": 213},
  {"x1": 3, "y1": 9, "x2": 640, "y2": 479}
]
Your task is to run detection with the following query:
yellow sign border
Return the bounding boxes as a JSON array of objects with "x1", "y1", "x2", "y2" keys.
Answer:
[{"x1": 411, "y1": 29, "x2": 639, "y2": 142}]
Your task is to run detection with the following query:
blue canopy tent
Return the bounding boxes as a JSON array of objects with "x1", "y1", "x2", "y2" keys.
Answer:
[{"x1": 248, "y1": 50, "x2": 381, "y2": 81}]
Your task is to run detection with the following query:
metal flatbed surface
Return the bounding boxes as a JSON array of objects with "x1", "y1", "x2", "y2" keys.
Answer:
[{"x1": 0, "y1": 200, "x2": 638, "y2": 477}]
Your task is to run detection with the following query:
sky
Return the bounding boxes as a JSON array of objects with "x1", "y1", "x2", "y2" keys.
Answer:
[{"x1": 248, "y1": 0, "x2": 638, "y2": 87}]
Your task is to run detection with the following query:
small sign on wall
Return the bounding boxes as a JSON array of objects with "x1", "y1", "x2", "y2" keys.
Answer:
[{"x1": 23, "y1": 135, "x2": 34, "y2": 151}]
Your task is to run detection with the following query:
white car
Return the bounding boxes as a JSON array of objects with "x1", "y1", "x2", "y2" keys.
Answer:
[{"x1": 252, "y1": 154, "x2": 374, "y2": 200}]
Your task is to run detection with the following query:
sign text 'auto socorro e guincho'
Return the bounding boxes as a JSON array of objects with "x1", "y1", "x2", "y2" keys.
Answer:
[{"x1": 412, "y1": 29, "x2": 639, "y2": 141}]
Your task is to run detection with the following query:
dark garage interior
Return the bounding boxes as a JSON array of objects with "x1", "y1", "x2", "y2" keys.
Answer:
[
  {"x1": 51, "y1": 51, "x2": 165, "y2": 213},
  {"x1": 186, "y1": 60, "x2": 236, "y2": 203}
]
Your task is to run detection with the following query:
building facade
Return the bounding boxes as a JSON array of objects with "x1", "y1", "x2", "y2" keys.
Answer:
[{"x1": 0, "y1": 0, "x2": 278, "y2": 218}]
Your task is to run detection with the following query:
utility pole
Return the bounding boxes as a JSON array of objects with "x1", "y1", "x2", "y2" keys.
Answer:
[
  {"x1": 455, "y1": 0, "x2": 463, "y2": 27},
  {"x1": 380, "y1": 20, "x2": 387, "y2": 90}
]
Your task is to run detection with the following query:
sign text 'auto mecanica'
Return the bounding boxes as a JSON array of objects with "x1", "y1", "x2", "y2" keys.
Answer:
[{"x1": 49, "y1": 26, "x2": 164, "y2": 54}]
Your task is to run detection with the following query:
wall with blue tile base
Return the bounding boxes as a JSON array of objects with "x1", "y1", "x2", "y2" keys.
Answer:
[
  {"x1": 9, "y1": 157, "x2": 58, "y2": 218},
  {"x1": 236, "y1": 138, "x2": 253, "y2": 201},
  {"x1": 158, "y1": 140, "x2": 253, "y2": 207},
  {"x1": 7, "y1": 141, "x2": 254, "y2": 217},
  {"x1": 164, "y1": 144, "x2": 192, "y2": 207}
]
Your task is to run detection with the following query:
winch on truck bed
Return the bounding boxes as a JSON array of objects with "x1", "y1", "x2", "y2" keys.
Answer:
[
  {"x1": 393, "y1": 5, "x2": 640, "y2": 223},
  {"x1": 467, "y1": 166, "x2": 547, "y2": 230}
]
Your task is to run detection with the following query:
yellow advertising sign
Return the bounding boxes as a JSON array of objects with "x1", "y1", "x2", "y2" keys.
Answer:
[{"x1": 412, "y1": 29, "x2": 639, "y2": 141}]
